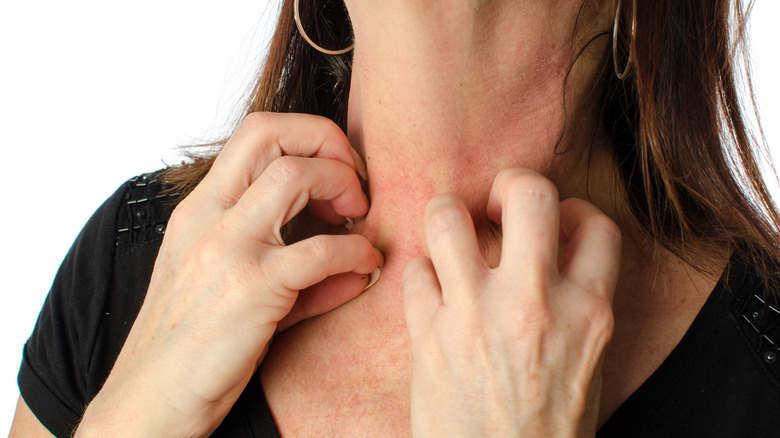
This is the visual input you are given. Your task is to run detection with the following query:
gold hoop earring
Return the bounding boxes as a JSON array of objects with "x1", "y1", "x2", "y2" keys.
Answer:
[
  {"x1": 294, "y1": 0, "x2": 354, "y2": 55},
  {"x1": 613, "y1": 0, "x2": 637, "y2": 80}
]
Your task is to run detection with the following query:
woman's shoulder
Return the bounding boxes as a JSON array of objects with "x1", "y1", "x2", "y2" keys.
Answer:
[
  {"x1": 86, "y1": 169, "x2": 182, "y2": 383},
  {"x1": 114, "y1": 170, "x2": 180, "y2": 256},
  {"x1": 18, "y1": 169, "x2": 181, "y2": 437},
  {"x1": 599, "y1": 255, "x2": 780, "y2": 437}
]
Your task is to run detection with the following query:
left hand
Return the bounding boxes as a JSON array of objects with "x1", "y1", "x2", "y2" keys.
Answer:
[{"x1": 403, "y1": 169, "x2": 621, "y2": 437}]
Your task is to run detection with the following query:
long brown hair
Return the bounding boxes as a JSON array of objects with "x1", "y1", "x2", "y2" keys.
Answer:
[{"x1": 163, "y1": 0, "x2": 780, "y2": 291}]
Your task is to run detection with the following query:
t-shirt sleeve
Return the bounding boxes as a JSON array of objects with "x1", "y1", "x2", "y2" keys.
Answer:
[{"x1": 17, "y1": 181, "x2": 135, "y2": 437}]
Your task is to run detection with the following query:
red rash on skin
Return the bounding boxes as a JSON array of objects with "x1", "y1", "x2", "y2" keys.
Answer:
[{"x1": 259, "y1": 1, "x2": 617, "y2": 436}]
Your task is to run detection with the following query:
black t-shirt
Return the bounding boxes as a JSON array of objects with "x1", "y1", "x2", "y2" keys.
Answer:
[{"x1": 17, "y1": 172, "x2": 780, "y2": 437}]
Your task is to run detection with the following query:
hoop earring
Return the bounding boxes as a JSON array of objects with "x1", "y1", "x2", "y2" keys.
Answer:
[
  {"x1": 613, "y1": 0, "x2": 637, "y2": 80},
  {"x1": 294, "y1": 0, "x2": 354, "y2": 55}
]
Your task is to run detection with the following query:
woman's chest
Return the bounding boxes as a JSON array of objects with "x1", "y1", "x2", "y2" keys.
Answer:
[
  {"x1": 256, "y1": 259, "x2": 718, "y2": 436},
  {"x1": 259, "y1": 283, "x2": 413, "y2": 437}
]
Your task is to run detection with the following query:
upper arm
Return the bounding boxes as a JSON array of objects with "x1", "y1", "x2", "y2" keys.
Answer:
[
  {"x1": 17, "y1": 182, "x2": 126, "y2": 435},
  {"x1": 16, "y1": 172, "x2": 175, "y2": 437},
  {"x1": 9, "y1": 396, "x2": 56, "y2": 438}
]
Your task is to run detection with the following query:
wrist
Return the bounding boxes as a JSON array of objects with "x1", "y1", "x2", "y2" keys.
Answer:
[
  {"x1": 75, "y1": 379, "x2": 217, "y2": 438},
  {"x1": 75, "y1": 397, "x2": 179, "y2": 438}
]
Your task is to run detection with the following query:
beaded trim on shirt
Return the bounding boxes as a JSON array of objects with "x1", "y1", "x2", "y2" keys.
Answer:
[
  {"x1": 115, "y1": 172, "x2": 179, "y2": 255},
  {"x1": 734, "y1": 289, "x2": 780, "y2": 379}
]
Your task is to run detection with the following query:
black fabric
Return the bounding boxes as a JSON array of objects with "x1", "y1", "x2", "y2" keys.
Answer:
[
  {"x1": 18, "y1": 172, "x2": 280, "y2": 438},
  {"x1": 17, "y1": 172, "x2": 780, "y2": 437},
  {"x1": 597, "y1": 263, "x2": 780, "y2": 437}
]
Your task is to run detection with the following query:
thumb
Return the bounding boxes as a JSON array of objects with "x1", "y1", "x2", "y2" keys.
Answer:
[{"x1": 277, "y1": 269, "x2": 380, "y2": 332}]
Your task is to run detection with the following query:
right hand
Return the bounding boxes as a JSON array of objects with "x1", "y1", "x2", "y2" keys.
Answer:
[{"x1": 76, "y1": 113, "x2": 384, "y2": 437}]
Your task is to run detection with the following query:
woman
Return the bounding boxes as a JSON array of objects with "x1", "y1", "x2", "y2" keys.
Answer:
[{"x1": 10, "y1": 0, "x2": 780, "y2": 436}]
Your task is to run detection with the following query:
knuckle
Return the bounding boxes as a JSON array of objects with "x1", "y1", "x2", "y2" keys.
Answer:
[
  {"x1": 426, "y1": 195, "x2": 470, "y2": 233},
  {"x1": 588, "y1": 276, "x2": 617, "y2": 298},
  {"x1": 586, "y1": 299, "x2": 615, "y2": 342},
  {"x1": 167, "y1": 203, "x2": 193, "y2": 232},
  {"x1": 502, "y1": 170, "x2": 558, "y2": 204},
  {"x1": 218, "y1": 112, "x2": 275, "y2": 161},
  {"x1": 266, "y1": 156, "x2": 306, "y2": 186},
  {"x1": 588, "y1": 214, "x2": 622, "y2": 244},
  {"x1": 339, "y1": 234, "x2": 371, "y2": 260},
  {"x1": 307, "y1": 234, "x2": 336, "y2": 262},
  {"x1": 350, "y1": 234, "x2": 373, "y2": 255},
  {"x1": 515, "y1": 298, "x2": 556, "y2": 332},
  {"x1": 489, "y1": 285, "x2": 557, "y2": 335},
  {"x1": 239, "y1": 111, "x2": 273, "y2": 131},
  {"x1": 196, "y1": 235, "x2": 227, "y2": 269},
  {"x1": 318, "y1": 117, "x2": 346, "y2": 141},
  {"x1": 403, "y1": 257, "x2": 433, "y2": 289},
  {"x1": 499, "y1": 312, "x2": 554, "y2": 347}
]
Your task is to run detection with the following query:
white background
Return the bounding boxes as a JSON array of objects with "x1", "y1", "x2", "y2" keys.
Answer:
[{"x1": 1, "y1": 1, "x2": 778, "y2": 434}]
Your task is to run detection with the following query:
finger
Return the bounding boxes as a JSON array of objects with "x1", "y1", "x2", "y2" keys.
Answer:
[
  {"x1": 230, "y1": 156, "x2": 368, "y2": 242},
  {"x1": 272, "y1": 234, "x2": 383, "y2": 292},
  {"x1": 488, "y1": 169, "x2": 560, "y2": 283},
  {"x1": 277, "y1": 271, "x2": 377, "y2": 331},
  {"x1": 403, "y1": 256, "x2": 443, "y2": 340},
  {"x1": 307, "y1": 200, "x2": 351, "y2": 226},
  {"x1": 424, "y1": 194, "x2": 488, "y2": 301},
  {"x1": 558, "y1": 198, "x2": 622, "y2": 302},
  {"x1": 203, "y1": 113, "x2": 359, "y2": 207}
]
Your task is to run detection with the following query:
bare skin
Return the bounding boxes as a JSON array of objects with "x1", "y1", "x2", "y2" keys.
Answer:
[
  {"x1": 260, "y1": 0, "x2": 727, "y2": 436},
  {"x1": 10, "y1": 0, "x2": 729, "y2": 436}
]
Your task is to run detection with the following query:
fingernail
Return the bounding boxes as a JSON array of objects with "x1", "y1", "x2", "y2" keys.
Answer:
[
  {"x1": 349, "y1": 147, "x2": 368, "y2": 181},
  {"x1": 344, "y1": 217, "x2": 355, "y2": 230},
  {"x1": 363, "y1": 267, "x2": 381, "y2": 291}
]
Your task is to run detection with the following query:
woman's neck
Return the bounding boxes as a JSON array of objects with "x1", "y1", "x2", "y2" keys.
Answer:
[{"x1": 344, "y1": 0, "x2": 616, "y2": 264}]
